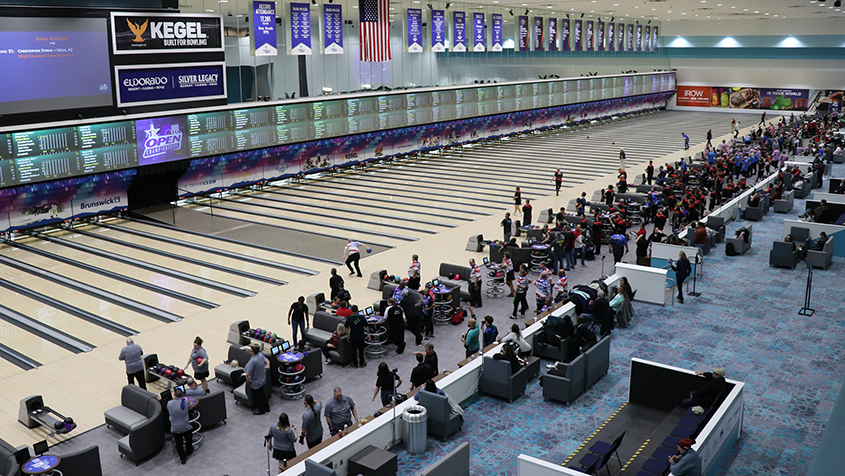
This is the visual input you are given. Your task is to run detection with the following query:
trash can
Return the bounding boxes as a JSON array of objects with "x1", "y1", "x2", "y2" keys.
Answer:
[{"x1": 402, "y1": 405, "x2": 428, "y2": 454}]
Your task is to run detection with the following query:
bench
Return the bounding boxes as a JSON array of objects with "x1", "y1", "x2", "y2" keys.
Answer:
[
  {"x1": 103, "y1": 385, "x2": 164, "y2": 465},
  {"x1": 214, "y1": 344, "x2": 252, "y2": 389},
  {"x1": 305, "y1": 311, "x2": 353, "y2": 365}
]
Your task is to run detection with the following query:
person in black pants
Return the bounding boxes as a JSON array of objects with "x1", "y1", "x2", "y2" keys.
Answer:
[
  {"x1": 329, "y1": 268, "x2": 344, "y2": 301},
  {"x1": 244, "y1": 345, "x2": 271, "y2": 415},
  {"x1": 343, "y1": 239, "x2": 363, "y2": 277},
  {"x1": 401, "y1": 295, "x2": 424, "y2": 346},
  {"x1": 166, "y1": 387, "x2": 198, "y2": 464},
  {"x1": 345, "y1": 308, "x2": 367, "y2": 367},
  {"x1": 670, "y1": 251, "x2": 692, "y2": 304},
  {"x1": 511, "y1": 269, "x2": 531, "y2": 318}
]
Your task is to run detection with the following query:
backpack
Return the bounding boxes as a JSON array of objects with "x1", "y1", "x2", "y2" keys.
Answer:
[{"x1": 451, "y1": 307, "x2": 465, "y2": 324}]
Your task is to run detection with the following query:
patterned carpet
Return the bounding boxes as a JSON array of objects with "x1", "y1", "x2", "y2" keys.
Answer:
[{"x1": 395, "y1": 165, "x2": 845, "y2": 476}]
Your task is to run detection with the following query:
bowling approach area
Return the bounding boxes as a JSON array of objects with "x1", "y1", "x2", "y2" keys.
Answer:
[{"x1": 0, "y1": 110, "x2": 795, "y2": 476}]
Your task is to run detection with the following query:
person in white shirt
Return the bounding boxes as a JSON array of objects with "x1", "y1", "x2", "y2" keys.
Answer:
[
  {"x1": 552, "y1": 270, "x2": 568, "y2": 304},
  {"x1": 468, "y1": 259, "x2": 483, "y2": 308},
  {"x1": 343, "y1": 239, "x2": 363, "y2": 277},
  {"x1": 499, "y1": 324, "x2": 532, "y2": 357}
]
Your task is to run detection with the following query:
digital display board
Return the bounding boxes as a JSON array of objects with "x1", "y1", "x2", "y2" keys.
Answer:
[{"x1": 0, "y1": 72, "x2": 675, "y2": 187}]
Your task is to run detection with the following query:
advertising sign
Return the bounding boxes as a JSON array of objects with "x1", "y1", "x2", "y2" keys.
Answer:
[
  {"x1": 676, "y1": 86, "x2": 712, "y2": 107},
  {"x1": 290, "y1": 3, "x2": 312, "y2": 55},
  {"x1": 453, "y1": 11, "x2": 466, "y2": 52},
  {"x1": 679, "y1": 86, "x2": 811, "y2": 111},
  {"x1": 253, "y1": 2, "x2": 277, "y2": 56},
  {"x1": 533, "y1": 17, "x2": 543, "y2": 51},
  {"x1": 607, "y1": 22, "x2": 615, "y2": 52},
  {"x1": 636, "y1": 24, "x2": 642, "y2": 51},
  {"x1": 115, "y1": 62, "x2": 226, "y2": 108},
  {"x1": 472, "y1": 12, "x2": 485, "y2": 52},
  {"x1": 111, "y1": 12, "x2": 223, "y2": 54},
  {"x1": 585, "y1": 20, "x2": 593, "y2": 51},
  {"x1": 431, "y1": 10, "x2": 446, "y2": 52},
  {"x1": 323, "y1": 4, "x2": 343, "y2": 54},
  {"x1": 136, "y1": 115, "x2": 189, "y2": 165},
  {"x1": 760, "y1": 88, "x2": 810, "y2": 110},
  {"x1": 643, "y1": 25, "x2": 650, "y2": 51},
  {"x1": 617, "y1": 22, "x2": 624, "y2": 51},
  {"x1": 548, "y1": 17, "x2": 557, "y2": 51},
  {"x1": 652, "y1": 26, "x2": 659, "y2": 51},
  {"x1": 596, "y1": 20, "x2": 604, "y2": 52},
  {"x1": 491, "y1": 13, "x2": 503, "y2": 52},
  {"x1": 518, "y1": 16, "x2": 529, "y2": 51},
  {"x1": 573, "y1": 19, "x2": 581, "y2": 51},
  {"x1": 561, "y1": 18, "x2": 570, "y2": 51},
  {"x1": 627, "y1": 23, "x2": 633, "y2": 51},
  {"x1": 408, "y1": 8, "x2": 423, "y2": 52}
]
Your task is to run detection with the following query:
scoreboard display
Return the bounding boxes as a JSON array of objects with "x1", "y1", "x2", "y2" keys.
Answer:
[{"x1": 0, "y1": 72, "x2": 676, "y2": 187}]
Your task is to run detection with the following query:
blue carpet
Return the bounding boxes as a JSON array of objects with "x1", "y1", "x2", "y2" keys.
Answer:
[{"x1": 394, "y1": 165, "x2": 845, "y2": 476}]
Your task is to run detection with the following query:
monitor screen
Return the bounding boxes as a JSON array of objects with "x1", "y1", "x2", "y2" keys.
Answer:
[
  {"x1": 482, "y1": 257, "x2": 489, "y2": 265},
  {"x1": 281, "y1": 341, "x2": 291, "y2": 351},
  {"x1": 432, "y1": 278, "x2": 440, "y2": 287},
  {"x1": 0, "y1": 16, "x2": 113, "y2": 116},
  {"x1": 271, "y1": 345, "x2": 281, "y2": 355},
  {"x1": 159, "y1": 390, "x2": 173, "y2": 402},
  {"x1": 365, "y1": 306, "x2": 374, "y2": 316}
]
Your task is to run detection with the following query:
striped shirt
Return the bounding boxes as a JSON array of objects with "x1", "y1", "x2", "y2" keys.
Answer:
[{"x1": 535, "y1": 277, "x2": 552, "y2": 299}]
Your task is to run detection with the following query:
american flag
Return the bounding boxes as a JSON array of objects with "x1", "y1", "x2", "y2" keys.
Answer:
[{"x1": 359, "y1": 0, "x2": 391, "y2": 62}]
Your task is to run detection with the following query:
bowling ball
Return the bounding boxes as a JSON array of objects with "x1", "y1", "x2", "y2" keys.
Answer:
[
  {"x1": 165, "y1": 370, "x2": 172, "y2": 378},
  {"x1": 366, "y1": 248, "x2": 372, "y2": 253},
  {"x1": 54, "y1": 421, "x2": 64, "y2": 430},
  {"x1": 64, "y1": 417, "x2": 73, "y2": 425},
  {"x1": 293, "y1": 375, "x2": 303, "y2": 383},
  {"x1": 273, "y1": 333, "x2": 278, "y2": 339},
  {"x1": 283, "y1": 376, "x2": 293, "y2": 383},
  {"x1": 231, "y1": 359, "x2": 239, "y2": 368},
  {"x1": 169, "y1": 365, "x2": 177, "y2": 372},
  {"x1": 269, "y1": 338, "x2": 276, "y2": 344},
  {"x1": 197, "y1": 357, "x2": 203, "y2": 364},
  {"x1": 253, "y1": 329, "x2": 261, "y2": 338},
  {"x1": 294, "y1": 363, "x2": 304, "y2": 372},
  {"x1": 454, "y1": 274, "x2": 460, "y2": 280},
  {"x1": 177, "y1": 369, "x2": 185, "y2": 377},
  {"x1": 394, "y1": 276, "x2": 401, "y2": 283},
  {"x1": 159, "y1": 368, "x2": 167, "y2": 375}
]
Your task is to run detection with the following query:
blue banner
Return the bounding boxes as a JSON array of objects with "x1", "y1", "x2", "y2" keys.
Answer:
[
  {"x1": 533, "y1": 17, "x2": 543, "y2": 51},
  {"x1": 407, "y1": 8, "x2": 423, "y2": 53},
  {"x1": 652, "y1": 26, "x2": 659, "y2": 51},
  {"x1": 574, "y1": 19, "x2": 581, "y2": 51},
  {"x1": 253, "y1": 2, "x2": 277, "y2": 56},
  {"x1": 453, "y1": 11, "x2": 466, "y2": 52},
  {"x1": 472, "y1": 12, "x2": 485, "y2": 52},
  {"x1": 586, "y1": 20, "x2": 593, "y2": 51},
  {"x1": 290, "y1": 3, "x2": 312, "y2": 55},
  {"x1": 116, "y1": 63, "x2": 226, "y2": 108},
  {"x1": 607, "y1": 22, "x2": 614, "y2": 52},
  {"x1": 596, "y1": 20, "x2": 604, "y2": 52},
  {"x1": 561, "y1": 18, "x2": 570, "y2": 51},
  {"x1": 617, "y1": 22, "x2": 624, "y2": 51},
  {"x1": 323, "y1": 4, "x2": 343, "y2": 54},
  {"x1": 636, "y1": 24, "x2": 642, "y2": 51},
  {"x1": 627, "y1": 23, "x2": 634, "y2": 51},
  {"x1": 548, "y1": 17, "x2": 557, "y2": 51},
  {"x1": 491, "y1": 13, "x2": 502, "y2": 51},
  {"x1": 431, "y1": 10, "x2": 446, "y2": 52},
  {"x1": 643, "y1": 25, "x2": 650, "y2": 52},
  {"x1": 518, "y1": 16, "x2": 529, "y2": 51}
]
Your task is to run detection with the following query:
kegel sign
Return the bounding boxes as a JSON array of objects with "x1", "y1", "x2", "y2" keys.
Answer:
[{"x1": 111, "y1": 12, "x2": 224, "y2": 54}]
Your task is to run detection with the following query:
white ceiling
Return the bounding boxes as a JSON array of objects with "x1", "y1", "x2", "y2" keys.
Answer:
[{"x1": 179, "y1": 0, "x2": 844, "y2": 22}]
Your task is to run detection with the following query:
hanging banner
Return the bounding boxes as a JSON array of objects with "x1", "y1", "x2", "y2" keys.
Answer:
[
  {"x1": 626, "y1": 23, "x2": 634, "y2": 51},
  {"x1": 573, "y1": 19, "x2": 582, "y2": 51},
  {"x1": 617, "y1": 22, "x2": 624, "y2": 51},
  {"x1": 596, "y1": 20, "x2": 604, "y2": 52},
  {"x1": 323, "y1": 4, "x2": 343, "y2": 54},
  {"x1": 561, "y1": 18, "x2": 571, "y2": 51},
  {"x1": 452, "y1": 11, "x2": 466, "y2": 52},
  {"x1": 290, "y1": 3, "x2": 312, "y2": 55},
  {"x1": 491, "y1": 13, "x2": 503, "y2": 52},
  {"x1": 643, "y1": 25, "x2": 650, "y2": 52},
  {"x1": 607, "y1": 22, "x2": 615, "y2": 52},
  {"x1": 407, "y1": 8, "x2": 423, "y2": 53},
  {"x1": 431, "y1": 10, "x2": 446, "y2": 52},
  {"x1": 472, "y1": 12, "x2": 485, "y2": 52},
  {"x1": 636, "y1": 24, "x2": 643, "y2": 51},
  {"x1": 533, "y1": 17, "x2": 543, "y2": 51},
  {"x1": 548, "y1": 17, "x2": 557, "y2": 51},
  {"x1": 518, "y1": 16, "x2": 529, "y2": 51},
  {"x1": 253, "y1": 2, "x2": 277, "y2": 56},
  {"x1": 585, "y1": 20, "x2": 593, "y2": 51},
  {"x1": 652, "y1": 26, "x2": 659, "y2": 51}
]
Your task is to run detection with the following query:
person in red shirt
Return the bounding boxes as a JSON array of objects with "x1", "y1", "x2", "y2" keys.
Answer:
[{"x1": 336, "y1": 301, "x2": 353, "y2": 318}]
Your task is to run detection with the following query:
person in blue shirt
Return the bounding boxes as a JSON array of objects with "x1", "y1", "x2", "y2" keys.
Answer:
[
  {"x1": 669, "y1": 438, "x2": 702, "y2": 476},
  {"x1": 682, "y1": 132, "x2": 690, "y2": 150},
  {"x1": 166, "y1": 387, "x2": 198, "y2": 464},
  {"x1": 244, "y1": 345, "x2": 271, "y2": 415}
]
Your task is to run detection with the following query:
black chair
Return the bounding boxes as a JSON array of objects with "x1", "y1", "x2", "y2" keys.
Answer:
[
  {"x1": 587, "y1": 431, "x2": 625, "y2": 468},
  {"x1": 568, "y1": 458, "x2": 599, "y2": 475},
  {"x1": 640, "y1": 457, "x2": 669, "y2": 475}
]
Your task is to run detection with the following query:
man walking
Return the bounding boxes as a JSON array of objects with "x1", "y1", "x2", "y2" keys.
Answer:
[
  {"x1": 500, "y1": 212, "x2": 512, "y2": 242},
  {"x1": 118, "y1": 337, "x2": 146, "y2": 390},
  {"x1": 706, "y1": 129, "x2": 712, "y2": 148}
]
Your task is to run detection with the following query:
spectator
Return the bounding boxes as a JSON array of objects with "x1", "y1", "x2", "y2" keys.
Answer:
[
  {"x1": 300, "y1": 395, "x2": 324, "y2": 449},
  {"x1": 372, "y1": 362, "x2": 402, "y2": 406},
  {"x1": 499, "y1": 323, "x2": 531, "y2": 357},
  {"x1": 462, "y1": 318, "x2": 480, "y2": 358},
  {"x1": 682, "y1": 368, "x2": 727, "y2": 408},
  {"x1": 669, "y1": 438, "x2": 702, "y2": 476},
  {"x1": 267, "y1": 413, "x2": 297, "y2": 472},
  {"x1": 324, "y1": 387, "x2": 358, "y2": 435},
  {"x1": 493, "y1": 342, "x2": 522, "y2": 374},
  {"x1": 669, "y1": 251, "x2": 692, "y2": 304},
  {"x1": 321, "y1": 323, "x2": 346, "y2": 365},
  {"x1": 409, "y1": 353, "x2": 434, "y2": 390}
]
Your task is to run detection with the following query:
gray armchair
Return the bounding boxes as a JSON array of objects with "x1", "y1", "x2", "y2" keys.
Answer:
[
  {"x1": 214, "y1": 344, "x2": 252, "y2": 390},
  {"x1": 55, "y1": 445, "x2": 103, "y2": 476},
  {"x1": 745, "y1": 205, "x2": 764, "y2": 221},
  {"x1": 769, "y1": 241, "x2": 801, "y2": 269},
  {"x1": 195, "y1": 389, "x2": 227, "y2": 429},
  {"x1": 790, "y1": 226, "x2": 810, "y2": 247},
  {"x1": 105, "y1": 385, "x2": 159, "y2": 435},
  {"x1": 417, "y1": 391, "x2": 463, "y2": 439},
  {"x1": 773, "y1": 190, "x2": 794, "y2": 213},
  {"x1": 479, "y1": 357, "x2": 531, "y2": 403},
  {"x1": 0, "y1": 438, "x2": 26, "y2": 476},
  {"x1": 234, "y1": 367, "x2": 273, "y2": 409},
  {"x1": 794, "y1": 179, "x2": 811, "y2": 198},
  {"x1": 532, "y1": 331, "x2": 570, "y2": 363},
  {"x1": 726, "y1": 225, "x2": 752, "y2": 256},
  {"x1": 584, "y1": 336, "x2": 611, "y2": 390},
  {"x1": 705, "y1": 216, "x2": 725, "y2": 243},
  {"x1": 807, "y1": 236, "x2": 834, "y2": 270},
  {"x1": 541, "y1": 353, "x2": 586, "y2": 404}
]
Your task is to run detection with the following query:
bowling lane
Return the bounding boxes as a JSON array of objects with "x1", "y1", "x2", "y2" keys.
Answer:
[
  {"x1": 113, "y1": 219, "x2": 323, "y2": 273},
  {"x1": 0, "y1": 316, "x2": 74, "y2": 370},
  {"x1": 0, "y1": 355, "x2": 26, "y2": 379},
  {"x1": 369, "y1": 161, "x2": 552, "y2": 192},
  {"x1": 82, "y1": 225, "x2": 297, "y2": 284},
  {"x1": 332, "y1": 173, "x2": 514, "y2": 204},
  {"x1": 25, "y1": 236, "x2": 240, "y2": 307},
  {"x1": 55, "y1": 228, "x2": 275, "y2": 294},
  {"x1": 228, "y1": 190, "x2": 471, "y2": 226}
]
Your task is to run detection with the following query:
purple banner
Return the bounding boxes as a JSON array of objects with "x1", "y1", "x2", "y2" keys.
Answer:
[
  {"x1": 491, "y1": 13, "x2": 503, "y2": 52},
  {"x1": 290, "y1": 3, "x2": 312, "y2": 55},
  {"x1": 574, "y1": 19, "x2": 582, "y2": 51},
  {"x1": 431, "y1": 10, "x2": 445, "y2": 52},
  {"x1": 518, "y1": 16, "x2": 529, "y2": 51},
  {"x1": 585, "y1": 20, "x2": 593, "y2": 51},
  {"x1": 596, "y1": 20, "x2": 604, "y2": 52},
  {"x1": 408, "y1": 8, "x2": 423, "y2": 53},
  {"x1": 627, "y1": 23, "x2": 633, "y2": 51},
  {"x1": 323, "y1": 4, "x2": 343, "y2": 54},
  {"x1": 617, "y1": 22, "x2": 624, "y2": 51},
  {"x1": 548, "y1": 17, "x2": 558, "y2": 51},
  {"x1": 636, "y1": 24, "x2": 642, "y2": 51},
  {"x1": 136, "y1": 115, "x2": 189, "y2": 165},
  {"x1": 652, "y1": 26, "x2": 658, "y2": 51},
  {"x1": 643, "y1": 25, "x2": 650, "y2": 52},
  {"x1": 116, "y1": 63, "x2": 226, "y2": 108},
  {"x1": 453, "y1": 11, "x2": 466, "y2": 52},
  {"x1": 561, "y1": 18, "x2": 570, "y2": 51},
  {"x1": 472, "y1": 12, "x2": 485, "y2": 52},
  {"x1": 253, "y1": 2, "x2": 277, "y2": 56},
  {"x1": 533, "y1": 17, "x2": 543, "y2": 51},
  {"x1": 760, "y1": 88, "x2": 810, "y2": 110},
  {"x1": 607, "y1": 22, "x2": 615, "y2": 52}
]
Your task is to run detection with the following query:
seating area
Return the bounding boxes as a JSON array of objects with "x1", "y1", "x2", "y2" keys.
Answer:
[
  {"x1": 103, "y1": 385, "x2": 164, "y2": 465},
  {"x1": 808, "y1": 236, "x2": 835, "y2": 269}
]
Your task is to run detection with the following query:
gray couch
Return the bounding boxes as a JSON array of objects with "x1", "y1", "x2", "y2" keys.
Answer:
[
  {"x1": 479, "y1": 357, "x2": 531, "y2": 403},
  {"x1": 540, "y1": 353, "x2": 586, "y2": 405},
  {"x1": 420, "y1": 442, "x2": 470, "y2": 476},
  {"x1": 214, "y1": 344, "x2": 252, "y2": 389},
  {"x1": 773, "y1": 190, "x2": 794, "y2": 213},
  {"x1": 104, "y1": 385, "x2": 164, "y2": 465},
  {"x1": 194, "y1": 389, "x2": 227, "y2": 429},
  {"x1": 234, "y1": 367, "x2": 273, "y2": 408},
  {"x1": 726, "y1": 225, "x2": 753, "y2": 256},
  {"x1": 794, "y1": 178, "x2": 812, "y2": 198},
  {"x1": 55, "y1": 445, "x2": 103, "y2": 476},
  {"x1": 584, "y1": 336, "x2": 611, "y2": 390},
  {"x1": 0, "y1": 437, "x2": 26, "y2": 476},
  {"x1": 417, "y1": 391, "x2": 463, "y2": 439},
  {"x1": 807, "y1": 236, "x2": 834, "y2": 270},
  {"x1": 769, "y1": 241, "x2": 801, "y2": 269},
  {"x1": 437, "y1": 263, "x2": 472, "y2": 302},
  {"x1": 305, "y1": 311, "x2": 353, "y2": 365}
]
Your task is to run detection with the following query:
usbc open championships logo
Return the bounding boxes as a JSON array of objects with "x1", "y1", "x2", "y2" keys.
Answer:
[{"x1": 142, "y1": 123, "x2": 183, "y2": 159}]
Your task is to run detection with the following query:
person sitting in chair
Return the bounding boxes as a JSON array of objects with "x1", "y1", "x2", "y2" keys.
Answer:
[{"x1": 682, "y1": 368, "x2": 726, "y2": 408}]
